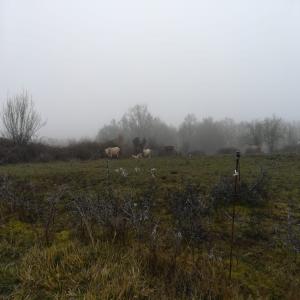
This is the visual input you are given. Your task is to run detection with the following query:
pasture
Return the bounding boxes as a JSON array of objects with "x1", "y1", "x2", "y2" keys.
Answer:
[{"x1": 0, "y1": 154, "x2": 299, "y2": 299}]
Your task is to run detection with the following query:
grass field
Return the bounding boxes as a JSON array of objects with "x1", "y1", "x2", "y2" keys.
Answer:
[{"x1": 0, "y1": 155, "x2": 299, "y2": 299}]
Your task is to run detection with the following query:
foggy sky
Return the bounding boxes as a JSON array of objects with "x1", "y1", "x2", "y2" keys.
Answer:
[{"x1": 1, "y1": 0, "x2": 300, "y2": 139}]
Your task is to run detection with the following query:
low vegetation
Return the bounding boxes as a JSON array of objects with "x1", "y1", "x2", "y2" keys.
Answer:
[{"x1": 0, "y1": 155, "x2": 299, "y2": 299}]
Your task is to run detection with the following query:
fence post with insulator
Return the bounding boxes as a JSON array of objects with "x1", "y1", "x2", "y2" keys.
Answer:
[{"x1": 229, "y1": 151, "x2": 241, "y2": 280}]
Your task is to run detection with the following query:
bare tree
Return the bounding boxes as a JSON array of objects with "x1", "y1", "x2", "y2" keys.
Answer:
[
  {"x1": 245, "y1": 120, "x2": 264, "y2": 147},
  {"x1": 96, "y1": 119, "x2": 120, "y2": 142},
  {"x1": 121, "y1": 104, "x2": 154, "y2": 139},
  {"x1": 1, "y1": 91, "x2": 45, "y2": 145},
  {"x1": 285, "y1": 122, "x2": 299, "y2": 146},
  {"x1": 194, "y1": 117, "x2": 225, "y2": 154},
  {"x1": 178, "y1": 114, "x2": 197, "y2": 153},
  {"x1": 263, "y1": 115, "x2": 285, "y2": 153}
]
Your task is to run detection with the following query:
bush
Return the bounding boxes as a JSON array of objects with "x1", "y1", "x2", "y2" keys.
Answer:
[
  {"x1": 217, "y1": 147, "x2": 238, "y2": 155},
  {"x1": 280, "y1": 144, "x2": 300, "y2": 154},
  {"x1": 0, "y1": 138, "x2": 104, "y2": 164},
  {"x1": 188, "y1": 150, "x2": 206, "y2": 156},
  {"x1": 69, "y1": 186, "x2": 157, "y2": 244},
  {"x1": 66, "y1": 141, "x2": 102, "y2": 160},
  {"x1": 244, "y1": 146, "x2": 262, "y2": 155},
  {"x1": 0, "y1": 139, "x2": 61, "y2": 164},
  {"x1": 210, "y1": 169, "x2": 270, "y2": 208},
  {"x1": 169, "y1": 183, "x2": 211, "y2": 246}
]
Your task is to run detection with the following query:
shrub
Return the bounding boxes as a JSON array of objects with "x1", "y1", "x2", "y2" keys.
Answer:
[
  {"x1": 217, "y1": 147, "x2": 238, "y2": 155},
  {"x1": 0, "y1": 138, "x2": 104, "y2": 164},
  {"x1": 169, "y1": 183, "x2": 211, "y2": 246},
  {"x1": 69, "y1": 186, "x2": 157, "y2": 244},
  {"x1": 280, "y1": 144, "x2": 300, "y2": 154},
  {"x1": 210, "y1": 169, "x2": 270, "y2": 208},
  {"x1": 244, "y1": 146, "x2": 262, "y2": 155},
  {"x1": 66, "y1": 141, "x2": 102, "y2": 160}
]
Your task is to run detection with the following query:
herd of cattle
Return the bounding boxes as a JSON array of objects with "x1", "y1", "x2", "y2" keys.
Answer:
[
  {"x1": 104, "y1": 143, "x2": 279, "y2": 159},
  {"x1": 105, "y1": 147, "x2": 152, "y2": 159}
]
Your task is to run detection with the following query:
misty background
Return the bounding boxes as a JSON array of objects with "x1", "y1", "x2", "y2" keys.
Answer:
[{"x1": 1, "y1": 0, "x2": 300, "y2": 141}]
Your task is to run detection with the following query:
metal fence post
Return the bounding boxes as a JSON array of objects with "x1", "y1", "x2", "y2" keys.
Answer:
[{"x1": 229, "y1": 151, "x2": 241, "y2": 280}]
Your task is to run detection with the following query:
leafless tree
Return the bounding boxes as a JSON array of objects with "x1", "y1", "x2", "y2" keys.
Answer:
[
  {"x1": 247, "y1": 120, "x2": 264, "y2": 147},
  {"x1": 96, "y1": 119, "x2": 121, "y2": 142},
  {"x1": 96, "y1": 104, "x2": 300, "y2": 154},
  {"x1": 1, "y1": 91, "x2": 45, "y2": 145},
  {"x1": 263, "y1": 116, "x2": 286, "y2": 152},
  {"x1": 121, "y1": 104, "x2": 154, "y2": 139},
  {"x1": 178, "y1": 114, "x2": 197, "y2": 153}
]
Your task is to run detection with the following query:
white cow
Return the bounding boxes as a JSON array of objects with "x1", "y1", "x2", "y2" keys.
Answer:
[
  {"x1": 132, "y1": 153, "x2": 143, "y2": 159},
  {"x1": 105, "y1": 147, "x2": 120, "y2": 159},
  {"x1": 143, "y1": 148, "x2": 152, "y2": 158}
]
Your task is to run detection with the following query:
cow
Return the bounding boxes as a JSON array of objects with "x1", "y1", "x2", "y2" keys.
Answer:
[
  {"x1": 143, "y1": 148, "x2": 152, "y2": 158},
  {"x1": 105, "y1": 147, "x2": 121, "y2": 159},
  {"x1": 132, "y1": 153, "x2": 143, "y2": 159}
]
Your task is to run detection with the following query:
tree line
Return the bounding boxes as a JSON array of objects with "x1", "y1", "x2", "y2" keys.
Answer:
[
  {"x1": 97, "y1": 104, "x2": 300, "y2": 154},
  {"x1": 1, "y1": 91, "x2": 300, "y2": 159}
]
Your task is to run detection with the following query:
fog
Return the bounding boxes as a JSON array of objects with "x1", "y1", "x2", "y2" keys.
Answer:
[{"x1": 1, "y1": 0, "x2": 300, "y2": 139}]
